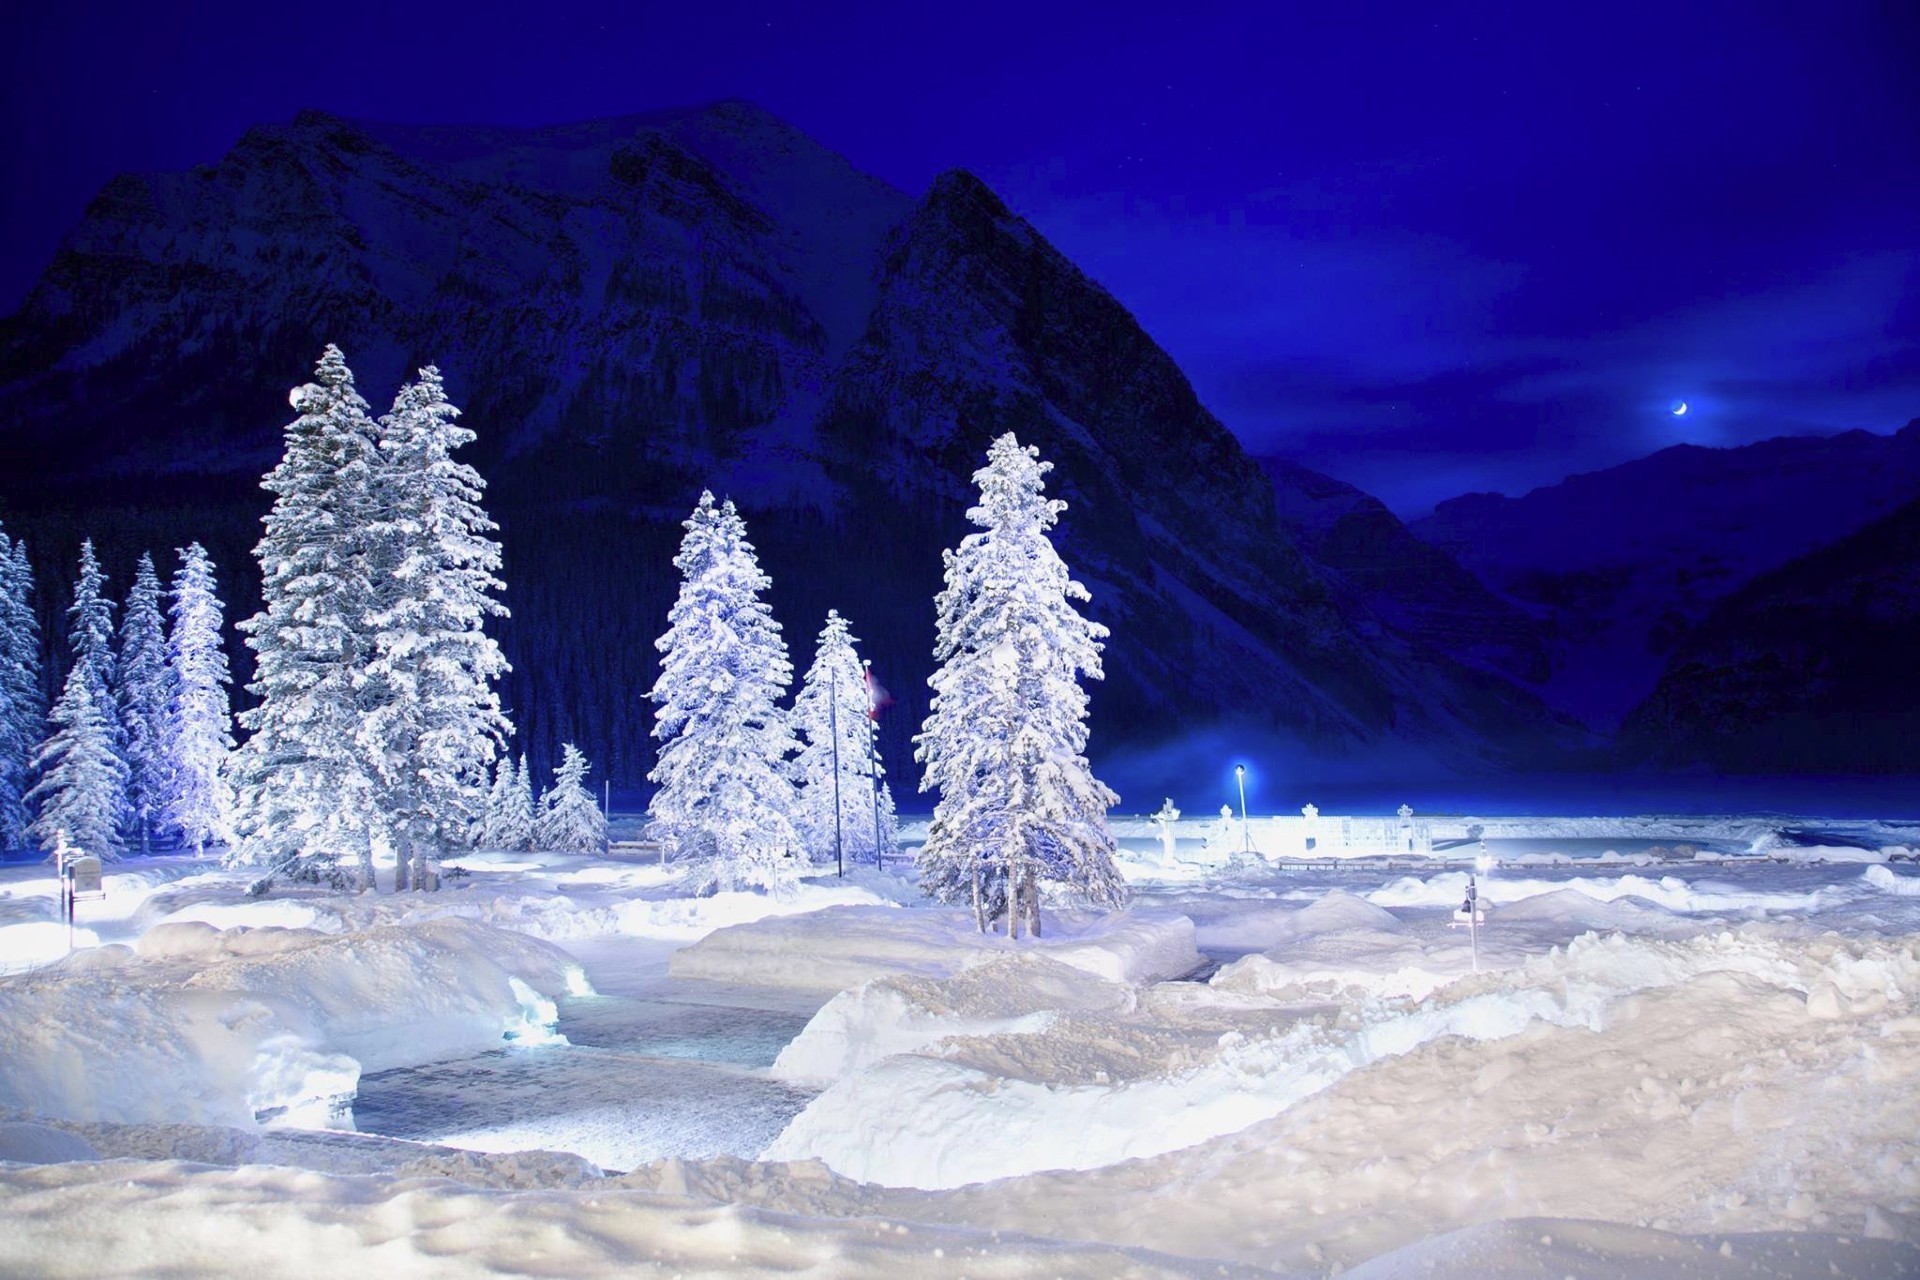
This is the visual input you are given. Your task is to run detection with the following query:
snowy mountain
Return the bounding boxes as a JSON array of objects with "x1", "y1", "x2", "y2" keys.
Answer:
[
  {"x1": 1259, "y1": 458, "x2": 1549, "y2": 687},
  {"x1": 1, "y1": 102, "x2": 1579, "y2": 791},
  {"x1": 1411, "y1": 423, "x2": 1920, "y2": 730},
  {"x1": 1618, "y1": 494, "x2": 1920, "y2": 774}
]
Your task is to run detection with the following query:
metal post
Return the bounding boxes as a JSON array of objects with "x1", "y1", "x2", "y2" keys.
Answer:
[
  {"x1": 1467, "y1": 872, "x2": 1480, "y2": 973},
  {"x1": 829, "y1": 667, "x2": 844, "y2": 878},
  {"x1": 865, "y1": 660, "x2": 883, "y2": 868},
  {"x1": 1235, "y1": 765, "x2": 1251, "y2": 855}
]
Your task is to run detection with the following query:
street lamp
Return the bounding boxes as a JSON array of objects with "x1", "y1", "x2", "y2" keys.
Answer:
[{"x1": 1234, "y1": 764, "x2": 1251, "y2": 855}]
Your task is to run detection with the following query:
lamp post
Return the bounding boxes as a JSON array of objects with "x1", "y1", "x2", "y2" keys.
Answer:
[{"x1": 1234, "y1": 764, "x2": 1251, "y2": 856}]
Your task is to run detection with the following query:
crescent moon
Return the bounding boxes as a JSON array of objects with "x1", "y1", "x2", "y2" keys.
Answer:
[{"x1": 1672, "y1": 401, "x2": 1688, "y2": 417}]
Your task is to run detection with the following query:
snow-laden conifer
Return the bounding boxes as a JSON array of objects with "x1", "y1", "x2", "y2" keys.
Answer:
[
  {"x1": 533, "y1": 743, "x2": 606, "y2": 854},
  {"x1": 915, "y1": 433, "x2": 1126, "y2": 936},
  {"x1": 0, "y1": 527, "x2": 44, "y2": 850},
  {"x1": 230, "y1": 345, "x2": 383, "y2": 889},
  {"x1": 479, "y1": 753, "x2": 535, "y2": 851},
  {"x1": 512, "y1": 755, "x2": 537, "y2": 843},
  {"x1": 645, "y1": 492, "x2": 799, "y2": 895},
  {"x1": 792, "y1": 611, "x2": 892, "y2": 868},
  {"x1": 118, "y1": 553, "x2": 172, "y2": 854},
  {"x1": 67, "y1": 540, "x2": 116, "y2": 704},
  {"x1": 163, "y1": 543, "x2": 234, "y2": 855},
  {"x1": 358, "y1": 367, "x2": 510, "y2": 890},
  {"x1": 27, "y1": 666, "x2": 128, "y2": 861}
]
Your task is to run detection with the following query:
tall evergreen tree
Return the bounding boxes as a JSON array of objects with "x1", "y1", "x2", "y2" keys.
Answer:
[
  {"x1": 67, "y1": 540, "x2": 116, "y2": 703},
  {"x1": 163, "y1": 543, "x2": 235, "y2": 855},
  {"x1": 0, "y1": 526, "x2": 44, "y2": 850},
  {"x1": 230, "y1": 345, "x2": 383, "y2": 889},
  {"x1": 792, "y1": 610, "x2": 892, "y2": 868},
  {"x1": 359, "y1": 367, "x2": 511, "y2": 890},
  {"x1": 118, "y1": 553, "x2": 172, "y2": 854},
  {"x1": 512, "y1": 754, "x2": 537, "y2": 844},
  {"x1": 645, "y1": 492, "x2": 799, "y2": 895},
  {"x1": 534, "y1": 743, "x2": 606, "y2": 854},
  {"x1": 27, "y1": 666, "x2": 128, "y2": 861},
  {"x1": 915, "y1": 433, "x2": 1126, "y2": 937}
]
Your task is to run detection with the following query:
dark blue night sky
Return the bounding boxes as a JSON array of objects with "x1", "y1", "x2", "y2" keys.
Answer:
[{"x1": 5, "y1": 0, "x2": 1915, "y2": 512}]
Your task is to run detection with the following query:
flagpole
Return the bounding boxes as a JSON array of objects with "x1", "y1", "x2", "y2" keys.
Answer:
[{"x1": 829, "y1": 666, "x2": 844, "y2": 878}]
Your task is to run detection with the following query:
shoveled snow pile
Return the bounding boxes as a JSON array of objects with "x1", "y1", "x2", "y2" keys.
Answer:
[
  {"x1": 670, "y1": 905, "x2": 1202, "y2": 992},
  {"x1": 0, "y1": 917, "x2": 581, "y2": 1128}
]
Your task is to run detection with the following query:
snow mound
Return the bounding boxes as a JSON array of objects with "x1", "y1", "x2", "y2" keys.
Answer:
[
  {"x1": 765, "y1": 926, "x2": 1920, "y2": 1190},
  {"x1": 1368, "y1": 871, "x2": 1841, "y2": 915},
  {"x1": 1273, "y1": 889, "x2": 1402, "y2": 938},
  {"x1": 0, "y1": 1121, "x2": 99, "y2": 1164},
  {"x1": 671, "y1": 905, "x2": 1202, "y2": 993},
  {"x1": 0, "y1": 1158, "x2": 1253, "y2": 1279},
  {"x1": 0, "y1": 917, "x2": 580, "y2": 1128},
  {"x1": 1343, "y1": 1218, "x2": 1920, "y2": 1279},
  {"x1": 1491, "y1": 888, "x2": 1684, "y2": 931},
  {"x1": 771, "y1": 953, "x2": 1130, "y2": 1084},
  {"x1": 1865, "y1": 865, "x2": 1920, "y2": 896}
]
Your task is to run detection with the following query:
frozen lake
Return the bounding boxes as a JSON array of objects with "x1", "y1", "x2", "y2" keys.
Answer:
[{"x1": 348, "y1": 937, "x2": 825, "y2": 1170}]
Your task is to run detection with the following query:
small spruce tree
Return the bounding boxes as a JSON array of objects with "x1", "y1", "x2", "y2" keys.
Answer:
[
  {"x1": 792, "y1": 611, "x2": 893, "y2": 868},
  {"x1": 28, "y1": 666, "x2": 128, "y2": 861},
  {"x1": 118, "y1": 553, "x2": 172, "y2": 854},
  {"x1": 534, "y1": 743, "x2": 606, "y2": 854},
  {"x1": 0, "y1": 526, "x2": 44, "y2": 850},
  {"x1": 163, "y1": 543, "x2": 235, "y2": 855}
]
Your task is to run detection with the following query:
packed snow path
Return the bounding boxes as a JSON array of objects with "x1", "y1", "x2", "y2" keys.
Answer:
[{"x1": 349, "y1": 937, "x2": 825, "y2": 1170}]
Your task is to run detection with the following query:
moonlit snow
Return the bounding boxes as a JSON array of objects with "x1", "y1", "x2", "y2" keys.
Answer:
[{"x1": 2, "y1": 817, "x2": 1918, "y2": 1277}]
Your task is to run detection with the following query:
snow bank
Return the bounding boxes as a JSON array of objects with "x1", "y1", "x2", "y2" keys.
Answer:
[
  {"x1": 0, "y1": 918, "x2": 580, "y2": 1128},
  {"x1": 0, "y1": 1158, "x2": 1247, "y2": 1279},
  {"x1": 1342, "y1": 1218, "x2": 1920, "y2": 1279},
  {"x1": 671, "y1": 905, "x2": 1202, "y2": 993},
  {"x1": 764, "y1": 926, "x2": 1920, "y2": 1190},
  {"x1": 771, "y1": 952, "x2": 1131, "y2": 1084},
  {"x1": 0, "y1": 1121, "x2": 99, "y2": 1164},
  {"x1": 1865, "y1": 864, "x2": 1920, "y2": 896},
  {"x1": 1367, "y1": 870, "x2": 1845, "y2": 915}
]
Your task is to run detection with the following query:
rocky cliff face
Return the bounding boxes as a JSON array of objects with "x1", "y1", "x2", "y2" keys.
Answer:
[
  {"x1": 1, "y1": 102, "x2": 1576, "y2": 792},
  {"x1": 1260, "y1": 458, "x2": 1550, "y2": 687},
  {"x1": 1412, "y1": 424, "x2": 1920, "y2": 730},
  {"x1": 1619, "y1": 495, "x2": 1920, "y2": 774}
]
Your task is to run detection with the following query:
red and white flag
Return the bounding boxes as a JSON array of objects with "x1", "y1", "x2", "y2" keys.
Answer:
[{"x1": 865, "y1": 667, "x2": 895, "y2": 718}]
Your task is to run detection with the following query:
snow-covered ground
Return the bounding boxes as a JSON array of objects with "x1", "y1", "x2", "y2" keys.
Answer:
[{"x1": 2, "y1": 815, "x2": 1918, "y2": 1277}]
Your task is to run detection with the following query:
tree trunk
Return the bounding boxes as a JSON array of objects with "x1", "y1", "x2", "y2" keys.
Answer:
[
  {"x1": 394, "y1": 835, "x2": 410, "y2": 893},
  {"x1": 972, "y1": 863, "x2": 985, "y2": 933},
  {"x1": 1028, "y1": 872, "x2": 1041, "y2": 938}
]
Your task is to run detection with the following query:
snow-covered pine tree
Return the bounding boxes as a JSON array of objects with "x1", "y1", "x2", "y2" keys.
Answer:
[
  {"x1": 914, "y1": 433, "x2": 1126, "y2": 937},
  {"x1": 359, "y1": 367, "x2": 511, "y2": 890},
  {"x1": 510, "y1": 754, "x2": 537, "y2": 848},
  {"x1": 533, "y1": 743, "x2": 606, "y2": 854},
  {"x1": 66, "y1": 539, "x2": 116, "y2": 704},
  {"x1": 477, "y1": 756, "x2": 515, "y2": 848},
  {"x1": 645, "y1": 492, "x2": 799, "y2": 895},
  {"x1": 27, "y1": 665, "x2": 128, "y2": 861},
  {"x1": 0, "y1": 526, "x2": 44, "y2": 851},
  {"x1": 118, "y1": 553, "x2": 172, "y2": 854},
  {"x1": 792, "y1": 610, "x2": 892, "y2": 869},
  {"x1": 230, "y1": 345, "x2": 384, "y2": 890},
  {"x1": 163, "y1": 543, "x2": 234, "y2": 855}
]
